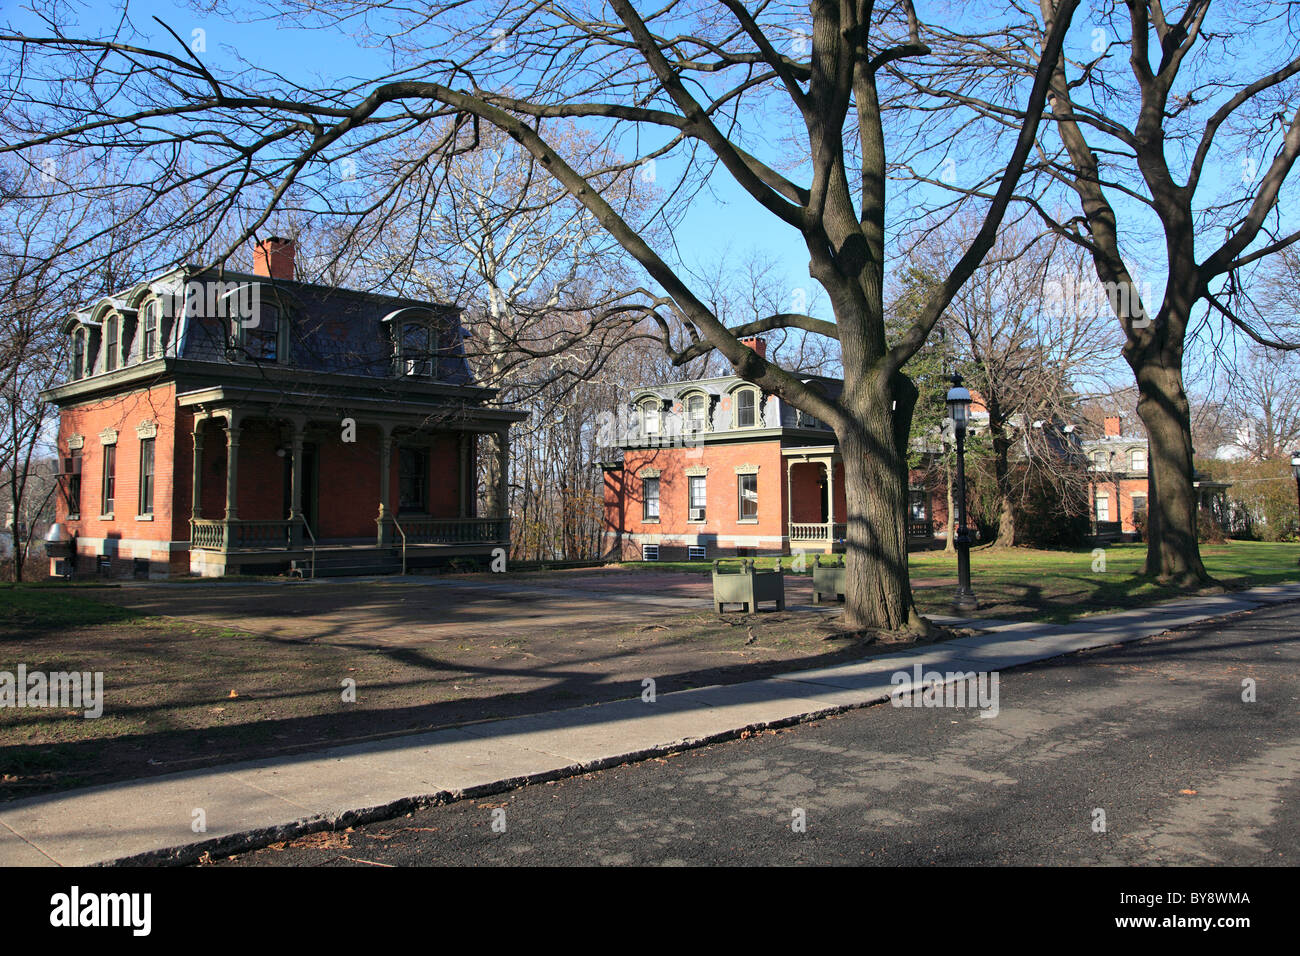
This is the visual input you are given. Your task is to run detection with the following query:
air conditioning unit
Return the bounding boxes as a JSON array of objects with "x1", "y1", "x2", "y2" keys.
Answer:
[
  {"x1": 689, "y1": 507, "x2": 705, "y2": 522},
  {"x1": 687, "y1": 545, "x2": 706, "y2": 560},
  {"x1": 642, "y1": 544, "x2": 659, "y2": 561}
]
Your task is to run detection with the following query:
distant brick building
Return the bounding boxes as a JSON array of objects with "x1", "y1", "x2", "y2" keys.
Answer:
[
  {"x1": 41, "y1": 238, "x2": 525, "y2": 578},
  {"x1": 1083, "y1": 414, "x2": 1230, "y2": 539},
  {"x1": 599, "y1": 337, "x2": 943, "y2": 561}
]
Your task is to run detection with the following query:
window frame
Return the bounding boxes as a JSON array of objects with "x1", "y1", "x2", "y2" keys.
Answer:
[
  {"x1": 71, "y1": 328, "x2": 86, "y2": 380},
  {"x1": 734, "y1": 388, "x2": 757, "y2": 428},
  {"x1": 641, "y1": 400, "x2": 661, "y2": 437},
  {"x1": 138, "y1": 437, "x2": 155, "y2": 515},
  {"x1": 642, "y1": 476, "x2": 661, "y2": 522},
  {"x1": 104, "y1": 316, "x2": 119, "y2": 372},
  {"x1": 243, "y1": 300, "x2": 282, "y2": 363},
  {"x1": 101, "y1": 444, "x2": 117, "y2": 516},
  {"x1": 65, "y1": 448, "x2": 82, "y2": 518},
  {"x1": 397, "y1": 446, "x2": 429, "y2": 513},
  {"x1": 398, "y1": 320, "x2": 439, "y2": 378},
  {"x1": 688, "y1": 475, "x2": 706, "y2": 522},
  {"x1": 1095, "y1": 491, "x2": 1110, "y2": 522},
  {"x1": 1129, "y1": 448, "x2": 1147, "y2": 472},
  {"x1": 685, "y1": 393, "x2": 708, "y2": 432},
  {"x1": 737, "y1": 473, "x2": 758, "y2": 520},
  {"x1": 141, "y1": 299, "x2": 160, "y2": 360}
]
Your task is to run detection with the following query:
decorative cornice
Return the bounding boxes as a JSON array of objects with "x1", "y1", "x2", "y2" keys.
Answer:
[
  {"x1": 66, "y1": 433, "x2": 84, "y2": 450},
  {"x1": 637, "y1": 467, "x2": 661, "y2": 479},
  {"x1": 734, "y1": 464, "x2": 759, "y2": 475},
  {"x1": 684, "y1": 465, "x2": 709, "y2": 477},
  {"x1": 99, "y1": 427, "x2": 118, "y2": 446},
  {"x1": 135, "y1": 419, "x2": 158, "y2": 439}
]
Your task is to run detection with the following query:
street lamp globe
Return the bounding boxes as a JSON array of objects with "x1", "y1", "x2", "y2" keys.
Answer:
[{"x1": 946, "y1": 374, "x2": 972, "y2": 431}]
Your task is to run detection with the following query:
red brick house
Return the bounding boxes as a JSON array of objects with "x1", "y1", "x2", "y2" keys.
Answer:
[
  {"x1": 42, "y1": 238, "x2": 525, "y2": 578},
  {"x1": 599, "y1": 338, "x2": 942, "y2": 560}
]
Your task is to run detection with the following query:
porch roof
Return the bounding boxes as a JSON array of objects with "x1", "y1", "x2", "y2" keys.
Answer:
[{"x1": 176, "y1": 383, "x2": 527, "y2": 431}]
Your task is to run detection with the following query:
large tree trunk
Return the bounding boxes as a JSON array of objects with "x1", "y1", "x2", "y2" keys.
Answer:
[
  {"x1": 836, "y1": 371, "x2": 929, "y2": 634},
  {"x1": 944, "y1": 460, "x2": 956, "y2": 554},
  {"x1": 1130, "y1": 345, "x2": 1211, "y2": 586},
  {"x1": 989, "y1": 413, "x2": 1016, "y2": 547}
]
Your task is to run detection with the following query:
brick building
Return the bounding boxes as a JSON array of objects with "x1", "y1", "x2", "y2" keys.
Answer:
[
  {"x1": 1083, "y1": 414, "x2": 1231, "y2": 539},
  {"x1": 42, "y1": 238, "x2": 525, "y2": 578},
  {"x1": 599, "y1": 338, "x2": 943, "y2": 561}
]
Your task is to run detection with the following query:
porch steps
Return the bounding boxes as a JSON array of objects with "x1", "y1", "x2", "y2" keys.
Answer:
[{"x1": 293, "y1": 547, "x2": 404, "y2": 578}]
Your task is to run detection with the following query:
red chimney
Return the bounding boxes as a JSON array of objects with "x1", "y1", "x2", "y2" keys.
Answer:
[
  {"x1": 1103, "y1": 415, "x2": 1121, "y2": 437},
  {"x1": 739, "y1": 336, "x2": 767, "y2": 359},
  {"x1": 253, "y1": 236, "x2": 296, "y2": 281}
]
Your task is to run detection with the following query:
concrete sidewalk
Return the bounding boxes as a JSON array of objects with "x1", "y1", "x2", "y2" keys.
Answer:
[{"x1": 4, "y1": 583, "x2": 1299, "y2": 866}]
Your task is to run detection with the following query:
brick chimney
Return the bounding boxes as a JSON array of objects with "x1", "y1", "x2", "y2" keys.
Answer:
[
  {"x1": 253, "y1": 236, "x2": 296, "y2": 281},
  {"x1": 1103, "y1": 415, "x2": 1122, "y2": 437},
  {"x1": 739, "y1": 336, "x2": 767, "y2": 360}
]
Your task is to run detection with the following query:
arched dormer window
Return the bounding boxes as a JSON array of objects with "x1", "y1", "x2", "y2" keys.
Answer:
[
  {"x1": 734, "y1": 387, "x2": 759, "y2": 428},
  {"x1": 71, "y1": 328, "x2": 86, "y2": 381},
  {"x1": 399, "y1": 321, "x2": 438, "y2": 377},
  {"x1": 244, "y1": 300, "x2": 282, "y2": 362},
  {"x1": 640, "y1": 398, "x2": 661, "y2": 436},
  {"x1": 140, "y1": 299, "x2": 161, "y2": 360},
  {"x1": 681, "y1": 391, "x2": 709, "y2": 433},
  {"x1": 104, "y1": 315, "x2": 120, "y2": 372}
]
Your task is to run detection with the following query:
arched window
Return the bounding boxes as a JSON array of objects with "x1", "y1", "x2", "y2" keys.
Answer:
[
  {"x1": 399, "y1": 321, "x2": 438, "y2": 377},
  {"x1": 245, "y1": 301, "x2": 281, "y2": 362},
  {"x1": 141, "y1": 299, "x2": 160, "y2": 360},
  {"x1": 641, "y1": 399, "x2": 661, "y2": 436},
  {"x1": 686, "y1": 393, "x2": 708, "y2": 432},
  {"x1": 104, "y1": 316, "x2": 119, "y2": 372},
  {"x1": 1129, "y1": 448, "x2": 1147, "y2": 472},
  {"x1": 71, "y1": 329, "x2": 86, "y2": 381},
  {"x1": 735, "y1": 388, "x2": 757, "y2": 428}
]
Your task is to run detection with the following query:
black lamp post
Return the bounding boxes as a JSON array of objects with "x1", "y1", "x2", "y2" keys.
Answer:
[
  {"x1": 1291, "y1": 451, "x2": 1300, "y2": 534},
  {"x1": 947, "y1": 373, "x2": 978, "y2": 612}
]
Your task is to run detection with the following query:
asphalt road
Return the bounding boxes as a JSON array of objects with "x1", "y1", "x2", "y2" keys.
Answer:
[{"x1": 218, "y1": 601, "x2": 1300, "y2": 866}]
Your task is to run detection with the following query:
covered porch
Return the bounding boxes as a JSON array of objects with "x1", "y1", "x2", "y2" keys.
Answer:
[{"x1": 179, "y1": 385, "x2": 524, "y2": 576}]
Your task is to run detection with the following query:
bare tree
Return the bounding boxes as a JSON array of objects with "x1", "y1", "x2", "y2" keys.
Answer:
[
  {"x1": 894, "y1": 0, "x2": 1300, "y2": 585},
  {"x1": 0, "y1": 0, "x2": 1080, "y2": 630}
]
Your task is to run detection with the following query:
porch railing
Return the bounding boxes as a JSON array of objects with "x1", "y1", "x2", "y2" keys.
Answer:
[
  {"x1": 394, "y1": 516, "x2": 510, "y2": 545},
  {"x1": 789, "y1": 522, "x2": 847, "y2": 542},
  {"x1": 907, "y1": 519, "x2": 934, "y2": 538},
  {"x1": 194, "y1": 516, "x2": 509, "y2": 553}
]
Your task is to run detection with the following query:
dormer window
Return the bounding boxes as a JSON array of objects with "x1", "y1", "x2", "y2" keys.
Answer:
[
  {"x1": 71, "y1": 328, "x2": 86, "y2": 380},
  {"x1": 641, "y1": 399, "x2": 661, "y2": 436},
  {"x1": 685, "y1": 393, "x2": 708, "y2": 432},
  {"x1": 399, "y1": 321, "x2": 438, "y2": 377},
  {"x1": 141, "y1": 299, "x2": 160, "y2": 360},
  {"x1": 735, "y1": 388, "x2": 758, "y2": 428},
  {"x1": 244, "y1": 301, "x2": 281, "y2": 362},
  {"x1": 104, "y1": 316, "x2": 119, "y2": 372},
  {"x1": 1129, "y1": 448, "x2": 1147, "y2": 472}
]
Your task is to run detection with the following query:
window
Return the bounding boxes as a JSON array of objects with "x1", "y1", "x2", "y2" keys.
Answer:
[
  {"x1": 909, "y1": 489, "x2": 928, "y2": 521},
  {"x1": 398, "y1": 447, "x2": 428, "y2": 512},
  {"x1": 1094, "y1": 451, "x2": 1109, "y2": 469},
  {"x1": 245, "y1": 301, "x2": 280, "y2": 362},
  {"x1": 1129, "y1": 448, "x2": 1147, "y2": 472},
  {"x1": 1095, "y1": 492, "x2": 1110, "y2": 522},
  {"x1": 688, "y1": 475, "x2": 706, "y2": 521},
  {"x1": 400, "y1": 321, "x2": 437, "y2": 377},
  {"x1": 105, "y1": 316, "x2": 119, "y2": 372},
  {"x1": 686, "y1": 394, "x2": 707, "y2": 432},
  {"x1": 1132, "y1": 494, "x2": 1147, "y2": 515},
  {"x1": 71, "y1": 329, "x2": 86, "y2": 380},
  {"x1": 738, "y1": 474, "x2": 758, "y2": 519},
  {"x1": 642, "y1": 401, "x2": 660, "y2": 436},
  {"x1": 141, "y1": 300, "x2": 159, "y2": 360},
  {"x1": 138, "y1": 438, "x2": 155, "y2": 515},
  {"x1": 64, "y1": 448, "x2": 82, "y2": 517},
  {"x1": 735, "y1": 389, "x2": 757, "y2": 428},
  {"x1": 643, "y1": 476, "x2": 660, "y2": 521},
  {"x1": 102, "y1": 445, "x2": 116, "y2": 515}
]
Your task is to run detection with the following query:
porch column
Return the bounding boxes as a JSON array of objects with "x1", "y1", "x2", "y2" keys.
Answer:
[
  {"x1": 190, "y1": 416, "x2": 205, "y2": 524},
  {"x1": 495, "y1": 429, "x2": 509, "y2": 537},
  {"x1": 288, "y1": 419, "x2": 305, "y2": 548},
  {"x1": 223, "y1": 412, "x2": 242, "y2": 523},
  {"x1": 786, "y1": 460, "x2": 795, "y2": 552},
  {"x1": 458, "y1": 433, "x2": 469, "y2": 519},
  {"x1": 377, "y1": 424, "x2": 393, "y2": 546},
  {"x1": 824, "y1": 457, "x2": 836, "y2": 547}
]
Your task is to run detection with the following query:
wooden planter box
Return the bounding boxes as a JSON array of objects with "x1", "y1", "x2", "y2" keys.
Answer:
[
  {"x1": 812, "y1": 554, "x2": 845, "y2": 604},
  {"x1": 712, "y1": 558, "x2": 785, "y2": 613}
]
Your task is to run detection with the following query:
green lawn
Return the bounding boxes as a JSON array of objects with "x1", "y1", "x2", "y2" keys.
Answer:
[{"x1": 623, "y1": 540, "x2": 1300, "y2": 623}]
